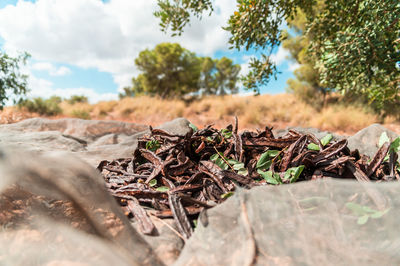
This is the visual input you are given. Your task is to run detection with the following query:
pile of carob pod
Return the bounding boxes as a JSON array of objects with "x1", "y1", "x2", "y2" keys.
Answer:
[{"x1": 98, "y1": 118, "x2": 399, "y2": 239}]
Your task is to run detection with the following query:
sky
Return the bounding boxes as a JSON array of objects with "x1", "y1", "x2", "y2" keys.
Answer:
[{"x1": 0, "y1": 0, "x2": 299, "y2": 103}]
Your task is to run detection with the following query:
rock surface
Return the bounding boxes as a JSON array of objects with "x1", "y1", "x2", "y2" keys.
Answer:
[
  {"x1": 0, "y1": 118, "x2": 399, "y2": 265},
  {"x1": 347, "y1": 123, "x2": 399, "y2": 157},
  {"x1": 0, "y1": 117, "x2": 191, "y2": 167},
  {"x1": 0, "y1": 148, "x2": 162, "y2": 266},
  {"x1": 175, "y1": 180, "x2": 400, "y2": 265}
]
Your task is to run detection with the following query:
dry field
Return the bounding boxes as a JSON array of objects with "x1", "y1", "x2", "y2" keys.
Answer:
[{"x1": 2, "y1": 94, "x2": 400, "y2": 135}]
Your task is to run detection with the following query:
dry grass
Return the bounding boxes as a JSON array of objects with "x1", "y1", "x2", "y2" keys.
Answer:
[{"x1": 1, "y1": 94, "x2": 396, "y2": 135}]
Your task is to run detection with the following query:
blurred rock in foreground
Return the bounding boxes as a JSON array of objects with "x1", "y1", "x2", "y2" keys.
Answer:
[{"x1": 0, "y1": 118, "x2": 399, "y2": 265}]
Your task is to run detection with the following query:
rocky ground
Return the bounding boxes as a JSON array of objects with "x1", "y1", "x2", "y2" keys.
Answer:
[{"x1": 0, "y1": 118, "x2": 399, "y2": 265}]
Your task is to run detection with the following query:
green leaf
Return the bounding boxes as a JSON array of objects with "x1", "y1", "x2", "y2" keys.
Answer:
[
  {"x1": 221, "y1": 128, "x2": 232, "y2": 139},
  {"x1": 345, "y1": 202, "x2": 368, "y2": 216},
  {"x1": 256, "y1": 150, "x2": 279, "y2": 170},
  {"x1": 390, "y1": 137, "x2": 400, "y2": 153},
  {"x1": 233, "y1": 162, "x2": 245, "y2": 170},
  {"x1": 357, "y1": 215, "x2": 369, "y2": 225},
  {"x1": 221, "y1": 192, "x2": 234, "y2": 199},
  {"x1": 257, "y1": 170, "x2": 280, "y2": 185},
  {"x1": 320, "y1": 134, "x2": 333, "y2": 146},
  {"x1": 156, "y1": 186, "x2": 169, "y2": 192},
  {"x1": 211, "y1": 153, "x2": 231, "y2": 170},
  {"x1": 379, "y1": 132, "x2": 390, "y2": 147},
  {"x1": 146, "y1": 139, "x2": 160, "y2": 152},
  {"x1": 210, "y1": 154, "x2": 219, "y2": 161},
  {"x1": 283, "y1": 165, "x2": 305, "y2": 183},
  {"x1": 206, "y1": 136, "x2": 214, "y2": 142},
  {"x1": 370, "y1": 208, "x2": 390, "y2": 219},
  {"x1": 360, "y1": 205, "x2": 377, "y2": 213},
  {"x1": 228, "y1": 159, "x2": 240, "y2": 165},
  {"x1": 307, "y1": 143, "x2": 320, "y2": 151},
  {"x1": 237, "y1": 168, "x2": 249, "y2": 176},
  {"x1": 189, "y1": 123, "x2": 198, "y2": 132},
  {"x1": 149, "y1": 179, "x2": 157, "y2": 187}
]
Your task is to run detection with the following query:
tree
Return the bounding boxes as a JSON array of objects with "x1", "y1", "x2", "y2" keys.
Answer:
[
  {"x1": 0, "y1": 51, "x2": 30, "y2": 109},
  {"x1": 282, "y1": 4, "x2": 328, "y2": 107},
  {"x1": 198, "y1": 56, "x2": 240, "y2": 95},
  {"x1": 122, "y1": 43, "x2": 241, "y2": 98},
  {"x1": 198, "y1": 56, "x2": 217, "y2": 95},
  {"x1": 155, "y1": 0, "x2": 400, "y2": 111},
  {"x1": 132, "y1": 42, "x2": 201, "y2": 98}
]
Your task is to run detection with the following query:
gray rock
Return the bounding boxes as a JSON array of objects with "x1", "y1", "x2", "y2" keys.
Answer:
[
  {"x1": 175, "y1": 180, "x2": 400, "y2": 265},
  {"x1": 0, "y1": 117, "x2": 191, "y2": 167},
  {"x1": 347, "y1": 123, "x2": 399, "y2": 158},
  {"x1": 3, "y1": 118, "x2": 400, "y2": 265},
  {"x1": 0, "y1": 130, "x2": 85, "y2": 153},
  {"x1": 0, "y1": 147, "x2": 162, "y2": 265},
  {"x1": 157, "y1": 117, "x2": 191, "y2": 136},
  {"x1": 0, "y1": 117, "x2": 148, "y2": 141},
  {"x1": 0, "y1": 117, "x2": 192, "y2": 263}
]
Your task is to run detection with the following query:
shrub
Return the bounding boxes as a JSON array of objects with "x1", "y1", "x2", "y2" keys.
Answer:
[
  {"x1": 18, "y1": 97, "x2": 62, "y2": 116},
  {"x1": 70, "y1": 109, "x2": 91, "y2": 120},
  {"x1": 67, "y1": 95, "x2": 88, "y2": 104}
]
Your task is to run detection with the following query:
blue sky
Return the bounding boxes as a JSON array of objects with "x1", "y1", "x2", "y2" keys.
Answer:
[{"x1": 0, "y1": 0, "x2": 297, "y2": 103}]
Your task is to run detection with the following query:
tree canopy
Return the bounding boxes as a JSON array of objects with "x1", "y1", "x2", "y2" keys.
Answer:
[
  {"x1": 122, "y1": 42, "x2": 240, "y2": 98},
  {"x1": 155, "y1": 0, "x2": 400, "y2": 111},
  {"x1": 0, "y1": 51, "x2": 30, "y2": 109}
]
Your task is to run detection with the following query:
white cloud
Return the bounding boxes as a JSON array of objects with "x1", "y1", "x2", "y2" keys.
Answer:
[
  {"x1": 26, "y1": 73, "x2": 118, "y2": 104},
  {"x1": 270, "y1": 46, "x2": 289, "y2": 66},
  {"x1": 0, "y1": 0, "x2": 235, "y2": 93},
  {"x1": 288, "y1": 62, "x2": 301, "y2": 71},
  {"x1": 31, "y1": 62, "x2": 71, "y2": 76}
]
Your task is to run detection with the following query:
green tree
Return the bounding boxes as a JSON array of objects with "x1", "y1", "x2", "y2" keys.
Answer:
[
  {"x1": 122, "y1": 43, "x2": 241, "y2": 98},
  {"x1": 119, "y1": 87, "x2": 135, "y2": 99},
  {"x1": 282, "y1": 5, "x2": 328, "y2": 107},
  {"x1": 198, "y1": 56, "x2": 240, "y2": 95},
  {"x1": 214, "y1": 57, "x2": 241, "y2": 95},
  {"x1": 198, "y1": 56, "x2": 217, "y2": 95},
  {"x1": 155, "y1": 0, "x2": 400, "y2": 111},
  {"x1": 0, "y1": 51, "x2": 30, "y2": 109},
  {"x1": 132, "y1": 42, "x2": 201, "y2": 98}
]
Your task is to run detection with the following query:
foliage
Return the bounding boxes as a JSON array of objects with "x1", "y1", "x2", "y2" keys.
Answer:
[
  {"x1": 67, "y1": 95, "x2": 88, "y2": 104},
  {"x1": 188, "y1": 122, "x2": 198, "y2": 132},
  {"x1": 119, "y1": 87, "x2": 135, "y2": 99},
  {"x1": 155, "y1": 0, "x2": 400, "y2": 111},
  {"x1": 18, "y1": 96, "x2": 62, "y2": 116},
  {"x1": 0, "y1": 51, "x2": 30, "y2": 109},
  {"x1": 307, "y1": 133, "x2": 332, "y2": 151},
  {"x1": 256, "y1": 150, "x2": 280, "y2": 170},
  {"x1": 131, "y1": 42, "x2": 201, "y2": 98},
  {"x1": 121, "y1": 43, "x2": 240, "y2": 99},
  {"x1": 254, "y1": 148, "x2": 304, "y2": 184},
  {"x1": 146, "y1": 139, "x2": 161, "y2": 152},
  {"x1": 155, "y1": 186, "x2": 170, "y2": 192},
  {"x1": 310, "y1": 1, "x2": 400, "y2": 110},
  {"x1": 210, "y1": 152, "x2": 248, "y2": 176},
  {"x1": 346, "y1": 202, "x2": 390, "y2": 225},
  {"x1": 154, "y1": 0, "x2": 213, "y2": 36},
  {"x1": 199, "y1": 56, "x2": 241, "y2": 96},
  {"x1": 283, "y1": 4, "x2": 328, "y2": 107},
  {"x1": 70, "y1": 109, "x2": 91, "y2": 120}
]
